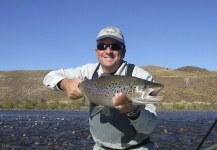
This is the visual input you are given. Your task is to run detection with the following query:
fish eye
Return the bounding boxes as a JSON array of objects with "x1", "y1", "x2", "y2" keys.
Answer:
[
  {"x1": 139, "y1": 86, "x2": 147, "y2": 91},
  {"x1": 134, "y1": 86, "x2": 146, "y2": 91}
]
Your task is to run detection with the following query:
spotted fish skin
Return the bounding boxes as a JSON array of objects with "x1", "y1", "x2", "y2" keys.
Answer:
[{"x1": 78, "y1": 75, "x2": 164, "y2": 108}]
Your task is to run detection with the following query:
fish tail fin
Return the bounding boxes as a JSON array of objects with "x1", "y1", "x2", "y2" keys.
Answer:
[
  {"x1": 81, "y1": 94, "x2": 90, "y2": 105},
  {"x1": 82, "y1": 97, "x2": 89, "y2": 105}
]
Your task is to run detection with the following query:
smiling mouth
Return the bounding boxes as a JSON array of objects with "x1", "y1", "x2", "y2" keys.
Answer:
[
  {"x1": 103, "y1": 57, "x2": 115, "y2": 61},
  {"x1": 104, "y1": 56, "x2": 114, "y2": 58}
]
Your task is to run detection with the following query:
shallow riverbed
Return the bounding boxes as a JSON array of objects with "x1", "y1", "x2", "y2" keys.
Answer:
[{"x1": 0, "y1": 110, "x2": 216, "y2": 150}]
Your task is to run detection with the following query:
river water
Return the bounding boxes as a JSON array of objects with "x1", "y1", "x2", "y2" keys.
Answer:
[{"x1": 0, "y1": 110, "x2": 216, "y2": 150}]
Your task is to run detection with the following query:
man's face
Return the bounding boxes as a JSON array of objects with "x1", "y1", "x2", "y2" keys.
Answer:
[{"x1": 95, "y1": 38, "x2": 126, "y2": 73}]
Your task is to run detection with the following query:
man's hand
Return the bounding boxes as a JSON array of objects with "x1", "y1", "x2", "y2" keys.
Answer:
[
  {"x1": 112, "y1": 93, "x2": 138, "y2": 113},
  {"x1": 58, "y1": 78, "x2": 83, "y2": 100}
]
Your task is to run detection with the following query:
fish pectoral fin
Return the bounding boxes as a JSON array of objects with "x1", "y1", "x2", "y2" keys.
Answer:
[
  {"x1": 101, "y1": 107, "x2": 110, "y2": 116},
  {"x1": 91, "y1": 106, "x2": 111, "y2": 116},
  {"x1": 91, "y1": 106, "x2": 103, "y2": 116}
]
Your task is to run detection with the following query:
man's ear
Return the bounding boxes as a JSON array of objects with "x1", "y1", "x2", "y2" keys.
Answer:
[
  {"x1": 122, "y1": 49, "x2": 126, "y2": 58},
  {"x1": 95, "y1": 48, "x2": 98, "y2": 55}
]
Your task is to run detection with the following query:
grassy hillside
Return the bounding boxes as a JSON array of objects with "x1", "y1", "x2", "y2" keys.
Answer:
[
  {"x1": 0, "y1": 66, "x2": 217, "y2": 111},
  {"x1": 141, "y1": 66, "x2": 217, "y2": 110}
]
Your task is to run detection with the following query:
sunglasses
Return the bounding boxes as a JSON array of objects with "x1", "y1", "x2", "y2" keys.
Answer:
[{"x1": 97, "y1": 43, "x2": 125, "y2": 51}]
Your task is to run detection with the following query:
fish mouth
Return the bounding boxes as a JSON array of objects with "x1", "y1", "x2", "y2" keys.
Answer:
[
  {"x1": 132, "y1": 87, "x2": 163, "y2": 105},
  {"x1": 143, "y1": 87, "x2": 163, "y2": 102}
]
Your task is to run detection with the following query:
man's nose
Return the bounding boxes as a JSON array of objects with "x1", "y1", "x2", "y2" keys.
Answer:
[{"x1": 104, "y1": 46, "x2": 113, "y2": 53}]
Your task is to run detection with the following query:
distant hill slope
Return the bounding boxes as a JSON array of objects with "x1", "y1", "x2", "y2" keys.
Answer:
[
  {"x1": 0, "y1": 66, "x2": 217, "y2": 110},
  {"x1": 141, "y1": 65, "x2": 217, "y2": 104},
  {"x1": 0, "y1": 70, "x2": 65, "y2": 103}
]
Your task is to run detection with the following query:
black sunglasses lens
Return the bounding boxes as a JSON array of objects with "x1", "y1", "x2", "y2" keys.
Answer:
[
  {"x1": 110, "y1": 43, "x2": 121, "y2": 50},
  {"x1": 97, "y1": 43, "x2": 105, "y2": 50},
  {"x1": 97, "y1": 43, "x2": 124, "y2": 51}
]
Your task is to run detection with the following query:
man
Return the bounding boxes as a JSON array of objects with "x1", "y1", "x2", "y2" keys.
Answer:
[{"x1": 43, "y1": 26, "x2": 157, "y2": 150}]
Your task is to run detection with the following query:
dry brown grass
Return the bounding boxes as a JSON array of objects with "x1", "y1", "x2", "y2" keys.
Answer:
[{"x1": 0, "y1": 65, "x2": 217, "y2": 110}]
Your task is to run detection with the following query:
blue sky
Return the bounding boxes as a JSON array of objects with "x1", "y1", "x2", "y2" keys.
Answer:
[{"x1": 1, "y1": 0, "x2": 217, "y2": 71}]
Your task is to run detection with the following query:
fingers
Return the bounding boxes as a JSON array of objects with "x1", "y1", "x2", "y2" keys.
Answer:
[
  {"x1": 59, "y1": 78, "x2": 84, "y2": 100},
  {"x1": 67, "y1": 78, "x2": 84, "y2": 99},
  {"x1": 112, "y1": 93, "x2": 129, "y2": 106},
  {"x1": 115, "y1": 103, "x2": 138, "y2": 113},
  {"x1": 112, "y1": 93, "x2": 138, "y2": 113}
]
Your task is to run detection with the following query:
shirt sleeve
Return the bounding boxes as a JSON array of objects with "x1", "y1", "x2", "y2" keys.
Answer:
[
  {"x1": 129, "y1": 65, "x2": 157, "y2": 134},
  {"x1": 43, "y1": 69, "x2": 69, "y2": 90},
  {"x1": 43, "y1": 64, "x2": 98, "y2": 91},
  {"x1": 129, "y1": 104, "x2": 157, "y2": 134}
]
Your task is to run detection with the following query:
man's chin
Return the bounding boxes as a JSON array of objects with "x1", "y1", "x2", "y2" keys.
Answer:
[
  {"x1": 104, "y1": 57, "x2": 115, "y2": 62},
  {"x1": 101, "y1": 62, "x2": 116, "y2": 68}
]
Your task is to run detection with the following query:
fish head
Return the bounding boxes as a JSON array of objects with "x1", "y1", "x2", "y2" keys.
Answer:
[{"x1": 128, "y1": 78, "x2": 164, "y2": 103}]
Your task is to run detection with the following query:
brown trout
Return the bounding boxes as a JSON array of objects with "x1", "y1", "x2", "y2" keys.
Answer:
[{"x1": 78, "y1": 75, "x2": 164, "y2": 116}]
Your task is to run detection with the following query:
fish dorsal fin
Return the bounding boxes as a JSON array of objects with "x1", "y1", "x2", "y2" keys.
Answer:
[
  {"x1": 84, "y1": 77, "x2": 88, "y2": 81},
  {"x1": 99, "y1": 73, "x2": 113, "y2": 78}
]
